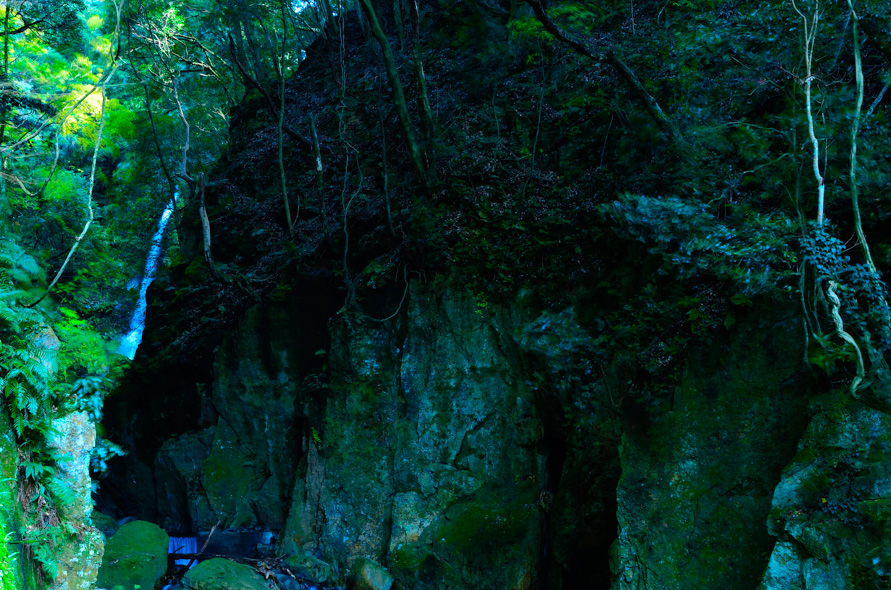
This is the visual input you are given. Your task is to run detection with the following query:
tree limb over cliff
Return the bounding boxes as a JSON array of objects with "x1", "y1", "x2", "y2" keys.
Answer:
[{"x1": 524, "y1": 0, "x2": 684, "y2": 145}]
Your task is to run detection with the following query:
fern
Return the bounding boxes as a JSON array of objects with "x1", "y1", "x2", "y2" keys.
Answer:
[{"x1": 42, "y1": 477, "x2": 76, "y2": 516}]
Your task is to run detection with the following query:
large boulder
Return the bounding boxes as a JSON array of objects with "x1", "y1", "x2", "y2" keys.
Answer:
[
  {"x1": 350, "y1": 558, "x2": 394, "y2": 590},
  {"x1": 180, "y1": 558, "x2": 267, "y2": 590},
  {"x1": 96, "y1": 520, "x2": 169, "y2": 590}
]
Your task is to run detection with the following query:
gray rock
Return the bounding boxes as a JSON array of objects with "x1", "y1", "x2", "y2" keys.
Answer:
[{"x1": 50, "y1": 412, "x2": 105, "y2": 590}]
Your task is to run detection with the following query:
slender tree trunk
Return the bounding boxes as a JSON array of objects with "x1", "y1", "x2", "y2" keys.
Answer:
[
  {"x1": 29, "y1": 92, "x2": 110, "y2": 307},
  {"x1": 847, "y1": 3, "x2": 875, "y2": 273},
  {"x1": 309, "y1": 114, "x2": 332, "y2": 243},
  {"x1": 279, "y1": 0, "x2": 295, "y2": 239},
  {"x1": 357, "y1": 0, "x2": 430, "y2": 191},
  {"x1": 379, "y1": 107, "x2": 395, "y2": 237},
  {"x1": 394, "y1": 0, "x2": 405, "y2": 52},
  {"x1": 409, "y1": 0, "x2": 436, "y2": 182},
  {"x1": 0, "y1": 3, "x2": 9, "y2": 150},
  {"x1": 198, "y1": 173, "x2": 224, "y2": 282},
  {"x1": 241, "y1": 15, "x2": 266, "y2": 87},
  {"x1": 0, "y1": 4, "x2": 9, "y2": 225},
  {"x1": 320, "y1": 0, "x2": 338, "y2": 38},
  {"x1": 792, "y1": 0, "x2": 825, "y2": 225}
]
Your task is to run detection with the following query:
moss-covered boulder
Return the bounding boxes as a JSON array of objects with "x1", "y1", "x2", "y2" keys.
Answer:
[
  {"x1": 96, "y1": 520, "x2": 168, "y2": 590},
  {"x1": 91, "y1": 511, "x2": 120, "y2": 537},
  {"x1": 180, "y1": 558, "x2": 267, "y2": 590}
]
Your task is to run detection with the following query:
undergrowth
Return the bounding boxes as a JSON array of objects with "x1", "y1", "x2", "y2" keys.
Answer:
[{"x1": 0, "y1": 238, "x2": 121, "y2": 585}]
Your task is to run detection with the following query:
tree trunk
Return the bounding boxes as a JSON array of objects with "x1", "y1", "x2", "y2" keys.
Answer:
[
  {"x1": 357, "y1": 0, "x2": 430, "y2": 192},
  {"x1": 279, "y1": 0, "x2": 295, "y2": 239},
  {"x1": 199, "y1": 173, "x2": 224, "y2": 282},
  {"x1": 409, "y1": 0, "x2": 437, "y2": 181}
]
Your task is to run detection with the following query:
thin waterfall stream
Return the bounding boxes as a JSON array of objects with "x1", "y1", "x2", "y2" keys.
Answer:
[{"x1": 119, "y1": 195, "x2": 176, "y2": 359}]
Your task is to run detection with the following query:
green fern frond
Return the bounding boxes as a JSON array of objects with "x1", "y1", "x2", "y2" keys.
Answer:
[
  {"x1": 0, "y1": 288, "x2": 26, "y2": 303},
  {"x1": 11, "y1": 413, "x2": 23, "y2": 437},
  {"x1": 43, "y1": 477, "x2": 76, "y2": 512}
]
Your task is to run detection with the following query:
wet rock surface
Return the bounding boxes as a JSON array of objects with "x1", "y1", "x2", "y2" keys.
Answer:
[{"x1": 758, "y1": 395, "x2": 891, "y2": 589}]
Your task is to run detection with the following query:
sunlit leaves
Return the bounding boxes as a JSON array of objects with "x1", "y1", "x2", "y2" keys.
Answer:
[{"x1": 86, "y1": 15, "x2": 104, "y2": 32}]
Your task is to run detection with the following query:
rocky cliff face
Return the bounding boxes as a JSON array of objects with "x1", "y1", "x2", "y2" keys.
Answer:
[
  {"x1": 98, "y1": 274, "x2": 869, "y2": 589},
  {"x1": 139, "y1": 281, "x2": 548, "y2": 587},
  {"x1": 611, "y1": 308, "x2": 811, "y2": 589}
]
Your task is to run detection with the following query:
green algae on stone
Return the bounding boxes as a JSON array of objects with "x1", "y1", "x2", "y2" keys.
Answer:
[
  {"x1": 612, "y1": 307, "x2": 812, "y2": 590},
  {"x1": 180, "y1": 558, "x2": 267, "y2": 590},
  {"x1": 393, "y1": 481, "x2": 541, "y2": 588},
  {"x1": 96, "y1": 521, "x2": 168, "y2": 590},
  {"x1": 281, "y1": 553, "x2": 334, "y2": 583}
]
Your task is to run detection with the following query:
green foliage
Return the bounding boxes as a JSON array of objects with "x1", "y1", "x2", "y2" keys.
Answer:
[
  {"x1": 605, "y1": 194, "x2": 798, "y2": 294},
  {"x1": 0, "y1": 237, "x2": 124, "y2": 585},
  {"x1": 0, "y1": 531, "x2": 19, "y2": 590},
  {"x1": 53, "y1": 307, "x2": 111, "y2": 377}
]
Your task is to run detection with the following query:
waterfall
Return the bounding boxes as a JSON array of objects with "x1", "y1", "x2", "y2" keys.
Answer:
[
  {"x1": 118, "y1": 197, "x2": 176, "y2": 359},
  {"x1": 168, "y1": 536, "x2": 198, "y2": 568}
]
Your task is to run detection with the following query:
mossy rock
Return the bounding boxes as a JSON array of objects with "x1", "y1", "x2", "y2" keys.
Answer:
[
  {"x1": 91, "y1": 511, "x2": 120, "y2": 537},
  {"x1": 96, "y1": 520, "x2": 168, "y2": 590},
  {"x1": 180, "y1": 558, "x2": 267, "y2": 590}
]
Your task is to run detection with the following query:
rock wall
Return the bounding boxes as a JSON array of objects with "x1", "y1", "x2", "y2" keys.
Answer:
[
  {"x1": 611, "y1": 307, "x2": 812, "y2": 589},
  {"x1": 49, "y1": 412, "x2": 105, "y2": 590},
  {"x1": 149, "y1": 281, "x2": 548, "y2": 588},
  {"x1": 758, "y1": 393, "x2": 891, "y2": 589},
  {"x1": 279, "y1": 284, "x2": 544, "y2": 588},
  {"x1": 127, "y1": 282, "x2": 891, "y2": 589}
]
